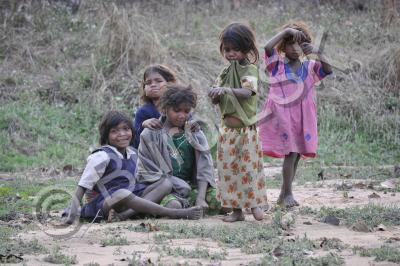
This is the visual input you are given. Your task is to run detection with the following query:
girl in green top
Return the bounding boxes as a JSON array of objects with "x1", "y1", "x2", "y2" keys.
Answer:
[
  {"x1": 137, "y1": 85, "x2": 219, "y2": 215},
  {"x1": 208, "y1": 22, "x2": 268, "y2": 222}
]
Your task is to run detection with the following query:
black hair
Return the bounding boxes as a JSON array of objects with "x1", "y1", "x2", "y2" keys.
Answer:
[
  {"x1": 159, "y1": 84, "x2": 197, "y2": 111},
  {"x1": 98, "y1": 110, "x2": 134, "y2": 145},
  {"x1": 140, "y1": 64, "x2": 177, "y2": 104},
  {"x1": 219, "y1": 22, "x2": 259, "y2": 64}
]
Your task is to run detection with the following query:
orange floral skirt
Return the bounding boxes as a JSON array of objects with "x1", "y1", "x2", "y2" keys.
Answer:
[{"x1": 216, "y1": 125, "x2": 268, "y2": 209}]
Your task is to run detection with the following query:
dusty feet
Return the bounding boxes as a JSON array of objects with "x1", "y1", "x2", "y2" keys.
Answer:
[
  {"x1": 107, "y1": 209, "x2": 121, "y2": 222},
  {"x1": 277, "y1": 193, "x2": 299, "y2": 208},
  {"x1": 251, "y1": 207, "x2": 264, "y2": 221},
  {"x1": 223, "y1": 209, "x2": 245, "y2": 222},
  {"x1": 174, "y1": 206, "x2": 203, "y2": 220}
]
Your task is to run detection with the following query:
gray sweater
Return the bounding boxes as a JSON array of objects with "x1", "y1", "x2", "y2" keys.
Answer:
[{"x1": 136, "y1": 121, "x2": 216, "y2": 201}]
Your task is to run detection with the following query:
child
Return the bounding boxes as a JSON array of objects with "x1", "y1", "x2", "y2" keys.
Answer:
[
  {"x1": 133, "y1": 65, "x2": 177, "y2": 149},
  {"x1": 208, "y1": 22, "x2": 268, "y2": 222},
  {"x1": 259, "y1": 21, "x2": 332, "y2": 208},
  {"x1": 136, "y1": 85, "x2": 220, "y2": 214},
  {"x1": 64, "y1": 110, "x2": 202, "y2": 224}
]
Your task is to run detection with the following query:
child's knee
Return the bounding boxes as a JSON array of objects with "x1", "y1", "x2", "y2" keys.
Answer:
[
  {"x1": 105, "y1": 189, "x2": 133, "y2": 207},
  {"x1": 161, "y1": 178, "x2": 173, "y2": 191}
]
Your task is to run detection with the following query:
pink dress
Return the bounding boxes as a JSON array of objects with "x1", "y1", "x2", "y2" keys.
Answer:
[{"x1": 258, "y1": 49, "x2": 330, "y2": 158}]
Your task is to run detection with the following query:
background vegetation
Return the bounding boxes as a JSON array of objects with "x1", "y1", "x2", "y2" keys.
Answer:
[{"x1": 0, "y1": 0, "x2": 398, "y2": 173}]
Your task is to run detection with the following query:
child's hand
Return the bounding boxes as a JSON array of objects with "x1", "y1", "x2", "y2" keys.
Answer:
[
  {"x1": 62, "y1": 204, "x2": 79, "y2": 225},
  {"x1": 195, "y1": 197, "x2": 209, "y2": 209},
  {"x1": 300, "y1": 42, "x2": 315, "y2": 55},
  {"x1": 187, "y1": 120, "x2": 200, "y2": 132},
  {"x1": 142, "y1": 118, "x2": 162, "y2": 130},
  {"x1": 208, "y1": 87, "x2": 226, "y2": 99}
]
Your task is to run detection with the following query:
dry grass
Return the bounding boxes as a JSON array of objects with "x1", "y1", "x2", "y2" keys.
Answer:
[{"x1": 0, "y1": 0, "x2": 398, "y2": 171}]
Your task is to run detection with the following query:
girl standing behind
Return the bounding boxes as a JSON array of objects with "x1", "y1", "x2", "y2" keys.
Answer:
[
  {"x1": 133, "y1": 65, "x2": 177, "y2": 149},
  {"x1": 208, "y1": 22, "x2": 268, "y2": 222},
  {"x1": 259, "y1": 21, "x2": 332, "y2": 208}
]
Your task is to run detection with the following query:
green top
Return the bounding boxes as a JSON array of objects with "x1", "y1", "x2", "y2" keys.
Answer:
[
  {"x1": 168, "y1": 132, "x2": 195, "y2": 183},
  {"x1": 216, "y1": 60, "x2": 259, "y2": 127}
]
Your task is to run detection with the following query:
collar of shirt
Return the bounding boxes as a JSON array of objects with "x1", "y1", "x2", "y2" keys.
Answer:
[{"x1": 104, "y1": 145, "x2": 136, "y2": 159}]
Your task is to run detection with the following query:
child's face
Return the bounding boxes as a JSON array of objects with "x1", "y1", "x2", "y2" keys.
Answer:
[
  {"x1": 108, "y1": 122, "x2": 132, "y2": 153},
  {"x1": 144, "y1": 72, "x2": 168, "y2": 100},
  {"x1": 222, "y1": 42, "x2": 246, "y2": 62},
  {"x1": 284, "y1": 41, "x2": 303, "y2": 60},
  {"x1": 166, "y1": 103, "x2": 191, "y2": 128}
]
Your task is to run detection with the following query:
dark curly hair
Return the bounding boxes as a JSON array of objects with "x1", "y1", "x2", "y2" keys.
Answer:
[
  {"x1": 277, "y1": 21, "x2": 313, "y2": 54},
  {"x1": 219, "y1": 22, "x2": 259, "y2": 64},
  {"x1": 159, "y1": 84, "x2": 197, "y2": 112},
  {"x1": 98, "y1": 110, "x2": 134, "y2": 145},
  {"x1": 140, "y1": 64, "x2": 177, "y2": 104}
]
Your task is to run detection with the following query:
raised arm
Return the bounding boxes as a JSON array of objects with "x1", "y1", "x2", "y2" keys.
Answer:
[
  {"x1": 301, "y1": 43, "x2": 333, "y2": 75},
  {"x1": 264, "y1": 28, "x2": 305, "y2": 56}
]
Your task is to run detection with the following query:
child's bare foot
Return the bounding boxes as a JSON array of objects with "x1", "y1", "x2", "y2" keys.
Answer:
[
  {"x1": 251, "y1": 207, "x2": 264, "y2": 221},
  {"x1": 223, "y1": 209, "x2": 245, "y2": 222},
  {"x1": 107, "y1": 209, "x2": 121, "y2": 223},
  {"x1": 277, "y1": 193, "x2": 299, "y2": 208},
  {"x1": 174, "y1": 206, "x2": 203, "y2": 220}
]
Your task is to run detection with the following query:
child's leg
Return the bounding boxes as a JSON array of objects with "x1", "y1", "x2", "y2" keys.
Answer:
[
  {"x1": 103, "y1": 189, "x2": 202, "y2": 220},
  {"x1": 109, "y1": 178, "x2": 173, "y2": 221},
  {"x1": 223, "y1": 208, "x2": 245, "y2": 222},
  {"x1": 251, "y1": 207, "x2": 264, "y2": 221},
  {"x1": 277, "y1": 152, "x2": 300, "y2": 207},
  {"x1": 141, "y1": 178, "x2": 173, "y2": 203},
  {"x1": 194, "y1": 181, "x2": 209, "y2": 208}
]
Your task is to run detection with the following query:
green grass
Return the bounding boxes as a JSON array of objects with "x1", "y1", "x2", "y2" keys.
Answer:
[
  {"x1": 43, "y1": 246, "x2": 78, "y2": 265},
  {"x1": 316, "y1": 204, "x2": 400, "y2": 230},
  {"x1": 353, "y1": 245, "x2": 400, "y2": 263},
  {"x1": 151, "y1": 222, "x2": 281, "y2": 248},
  {"x1": 100, "y1": 236, "x2": 129, "y2": 246},
  {"x1": 0, "y1": 176, "x2": 75, "y2": 222},
  {"x1": 157, "y1": 245, "x2": 227, "y2": 261},
  {"x1": 254, "y1": 252, "x2": 344, "y2": 266},
  {"x1": 0, "y1": 97, "x2": 102, "y2": 171}
]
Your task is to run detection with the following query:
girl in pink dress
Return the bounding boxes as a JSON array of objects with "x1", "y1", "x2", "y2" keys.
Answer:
[{"x1": 258, "y1": 21, "x2": 332, "y2": 208}]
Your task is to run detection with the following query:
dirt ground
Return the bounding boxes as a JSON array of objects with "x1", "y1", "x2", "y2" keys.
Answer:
[{"x1": 12, "y1": 174, "x2": 400, "y2": 266}]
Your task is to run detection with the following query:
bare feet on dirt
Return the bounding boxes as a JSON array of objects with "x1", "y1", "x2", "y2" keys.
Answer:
[
  {"x1": 251, "y1": 207, "x2": 264, "y2": 221},
  {"x1": 174, "y1": 206, "x2": 203, "y2": 220},
  {"x1": 277, "y1": 193, "x2": 299, "y2": 208}
]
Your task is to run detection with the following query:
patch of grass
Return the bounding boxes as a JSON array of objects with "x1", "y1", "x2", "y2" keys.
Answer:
[
  {"x1": 100, "y1": 236, "x2": 129, "y2": 246},
  {"x1": 317, "y1": 204, "x2": 400, "y2": 230},
  {"x1": 318, "y1": 237, "x2": 349, "y2": 251},
  {"x1": 158, "y1": 245, "x2": 227, "y2": 261},
  {"x1": 250, "y1": 238, "x2": 344, "y2": 266},
  {"x1": 153, "y1": 222, "x2": 280, "y2": 248},
  {"x1": 0, "y1": 177, "x2": 75, "y2": 221},
  {"x1": 0, "y1": 98, "x2": 101, "y2": 171},
  {"x1": 353, "y1": 245, "x2": 400, "y2": 263},
  {"x1": 43, "y1": 246, "x2": 78, "y2": 265},
  {"x1": 83, "y1": 263, "x2": 100, "y2": 266}
]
